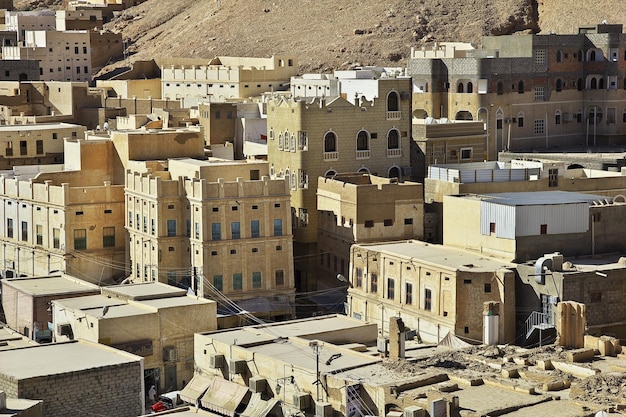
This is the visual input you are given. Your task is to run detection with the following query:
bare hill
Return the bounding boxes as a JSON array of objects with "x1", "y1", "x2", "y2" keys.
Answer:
[{"x1": 15, "y1": 0, "x2": 626, "y2": 74}]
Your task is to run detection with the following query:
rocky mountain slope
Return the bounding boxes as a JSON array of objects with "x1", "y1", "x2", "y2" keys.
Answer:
[{"x1": 15, "y1": 0, "x2": 626, "y2": 74}]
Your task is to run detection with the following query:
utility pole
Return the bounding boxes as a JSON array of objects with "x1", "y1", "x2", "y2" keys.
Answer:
[{"x1": 309, "y1": 341, "x2": 321, "y2": 401}]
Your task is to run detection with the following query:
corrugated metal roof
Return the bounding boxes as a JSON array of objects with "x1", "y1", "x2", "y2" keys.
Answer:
[{"x1": 482, "y1": 191, "x2": 607, "y2": 206}]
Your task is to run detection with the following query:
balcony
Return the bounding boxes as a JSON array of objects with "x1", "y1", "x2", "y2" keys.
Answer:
[
  {"x1": 387, "y1": 148, "x2": 402, "y2": 158},
  {"x1": 356, "y1": 150, "x2": 370, "y2": 159},
  {"x1": 323, "y1": 151, "x2": 338, "y2": 161},
  {"x1": 386, "y1": 111, "x2": 402, "y2": 120}
]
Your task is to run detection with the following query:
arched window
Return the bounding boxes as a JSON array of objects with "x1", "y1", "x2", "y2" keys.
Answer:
[
  {"x1": 497, "y1": 81, "x2": 504, "y2": 95},
  {"x1": 556, "y1": 50, "x2": 563, "y2": 62},
  {"x1": 590, "y1": 50, "x2": 596, "y2": 61},
  {"x1": 387, "y1": 129, "x2": 400, "y2": 149},
  {"x1": 555, "y1": 79, "x2": 563, "y2": 92},
  {"x1": 518, "y1": 81, "x2": 525, "y2": 94},
  {"x1": 357, "y1": 167, "x2": 370, "y2": 174},
  {"x1": 578, "y1": 50, "x2": 584, "y2": 62},
  {"x1": 517, "y1": 112, "x2": 524, "y2": 128},
  {"x1": 467, "y1": 81, "x2": 473, "y2": 93},
  {"x1": 388, "y1": 166, "x2": 401, "y2": 179},
  {"x1": 457, "y1": 83, "x2": 464, "y2": 93},
  {"x1": 555, "y1": 110, "x2": 561, "y2": 125},
  {"x1": 356, "y1": 130, "x2": 369, "y2": 150},
  {"x1": 590, "y1": 77, "x2": 597, "y2": 89},
  {"x1": 577, "y1": 78, "x2": 583, "y2": 91},
  {"x1": 324, "y1": 169, "x2": 337, "y2": 178},
  {"x1": 278, "y1": 133, "x2": 283, "y2": 150},
  {"x1": 386, "y1": 91, "x2": 399, "y2": 112},
  {"x1": 324, "y1": 131, "x2": 337, "y2": 152}
]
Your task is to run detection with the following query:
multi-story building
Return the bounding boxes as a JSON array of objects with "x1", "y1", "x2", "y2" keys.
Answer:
[
  {"x1": 4, "y1": 10, "x2": 56, "y2": 42},
  {"x1": 346, "y1": 240, "x2": 515, "y2": 344},
  {"x1": 160, "y1": 55, "x2": 298, "y2": 107},
  {"x1": 0, "y1": 138, "x2": 126, "y2": 284},
  {"x1": 52, "y1": 282, "x2": 217, "y2": 394},
  {"x1": 267, "y1": 75, "x2": 412, "y2": 290},
  {"x1": 2, "y1": 30, "x2": 92, "y2": 82},
  {"x1": 55, "y1": 10, "x2": 103, "y2": 31},
  {"x1": 407, "y1": 24, "x2": 626, "y2": 159},
  {"x1": 0, "y1": 122, "x2": 85, "y2": 168},
  {"x1": 126, "y1": 157, "x2": 295, "y2": 322},
  {"x1": 316, "y1": 173, "x2": 423, "y2": 291}
]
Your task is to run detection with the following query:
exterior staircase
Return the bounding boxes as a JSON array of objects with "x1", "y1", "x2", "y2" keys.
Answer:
[{"x1": 524, "y1": 311, "x2": 555, "y2": 345}]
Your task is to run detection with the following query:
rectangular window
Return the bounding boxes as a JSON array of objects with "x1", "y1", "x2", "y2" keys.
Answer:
[
  {"x1": 74, "y1": 229, "x2": 87, "y2": 250},
  {"x1": 252, "y1": 272, "x2": 262, "y2": 288},
  {"x1": 405, "y1": 283, "x2": 413, "y2": 305},
  {"x1": 534, "y1": 49, "x2": 546, "y2": 66},
  {"x1": 273, "y1": 219, "x2": 283, "y2": 236},
  {"x1": 103, "y1": 227, "x2": 115, "y2": 247},
  {"x1": 136, "y1": 214, "x2": 140, "y2": 230},
  {"x1": 7, "y1": 218, "x2": 13, "y2": 238},
  {"x1": 370, "y1": 273, "x2": 378, "y2": 293},
  {"x1": 19, "y1": 140, "x2": 27, "y2": 156},
  {"x1": 424, "y1": 288, "x2": 432, "y2": 311},
  {"x1": 36, "y1": 140, "x2": 43, "y2": 154},
  {"x1": 383, "y1": 219, "x2": 393, "y2": 227},
  {"x1": 404, "y1": 218, "x2": 413, "y2": 225},
  {"x1": 233, "y1": 273, "x2": 243, "y2": 290},
  {"x1": 484, "y1": 283, "x2": 492, "y2": 293},
  {"x1": 540, "y1": 224, "x2": 548, "y2": 234},
  {"x1": 5, "y1": 141, "x2": 12, "y2": 156},
  {"x1": 533, "y1": 86, "x2": 545, "y2": 101},
  {"x1": 356, "y1": 268, "x2": 363, "y2": 287},
  {"x1": 186, "y1": 219, "x2": 191, "y2": 237},
  {"x1": 607, "y1": 107, "x2": 616, "y2": 124},
  {"x1": 36, "y1": 224, "x2": 43, "y2": 245},
  {"x1": 490, "y1": 222, "x2": 496, "y2": 233},
  {"x1": 231, "y1": 222, "x2": 241, "y2": 239},
  {"x1": 152, "y1": 219, "x2": 156, "y2": 235},
  {"x1": 275, "y1": 270, "x2": 285, "y2": 286},
  {"x1": 143, "y1": 216, "x2": 147, "y2": 233},
  {"x1": 166, "y1": 220, "x2": 176, "y2": 236},
  {"x1": 195, "y1": 222, "x2": 200, "y2": 239},
  {"x1": 387, "y1": 278, "x2": 395, "y2": 300},
  {"x1": 21, "y1": 221, "x2": 27, "y2": 241},
  {"x1": 364, "y1": 220, "x2": 374, "y2": 228},
  {"x1": 213, "y1": 275, "x2": 223, "y2": 291},
  {"x1": 460, "y1": 147, "x2": 472, "y2": 160},
  {"x1": 53, "y1": 228, "x2": 60, "y2": 248},
  {"x1": 251, "y1": 220, "x2": 260, "y2": 238},
  {"x1": 211, "y1": 223, "x2": 221, "y2": 240},
  {"x1": 533, "y1": 119, "x2": 545, "y2": 135}
]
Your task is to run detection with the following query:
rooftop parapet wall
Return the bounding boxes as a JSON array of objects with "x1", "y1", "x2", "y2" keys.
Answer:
[
  {"x1": 0, "y1": 176, "x2": 124, "y2": 206},
  {"x1": 185, "y1": 176, "x2": 289, "y2": 200}
]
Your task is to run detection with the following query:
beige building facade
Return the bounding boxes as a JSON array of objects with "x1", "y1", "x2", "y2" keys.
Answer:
[
  {"x1": 408, "y1": 24, "x2": 626, "y2": 160},
  {"x1": 161, "y1": 55, "x2": 298, "y2": 107},
  {"x1": 316, "y1": 173, "x2": 423, "y2": 290},
  {"x1": 125, "y1": 157, "x2": 295, "y2": 321},
  {"x1": 347, "y1": 240, "x2": 515, "y2": 344}
]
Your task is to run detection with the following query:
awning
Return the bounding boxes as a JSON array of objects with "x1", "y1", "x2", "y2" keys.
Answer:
[
  {"x1": 179, "y1": 373, "x2": 213, "y2": 405},
  {"x1": 200, "y1": 377, "x2": 250, "y2": 417},
  {"x1": 240, "y1": 393, "x2": 280, "y2": 417}
]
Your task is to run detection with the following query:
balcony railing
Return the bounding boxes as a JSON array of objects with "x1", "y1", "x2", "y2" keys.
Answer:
[
  {"x1": 386, "y1": 111, "x2": 402, "y2": 120},
  {"x1": 387, "y1": 148, "x2": 402, "y2": 158},
  {"x1": 323, "y1": 151, "x2": 338, "y2": 161},
  {"x1": 356, "y1": 150, "x2": 370, "y2": 159}
]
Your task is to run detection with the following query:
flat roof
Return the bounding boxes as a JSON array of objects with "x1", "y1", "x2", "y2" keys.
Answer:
[
  {"x1": 481, "y1": 191, "x2": 607, "y2": 206},
  {"x1": 0, "y1": 122, "x2": 84, "y2": 131},
  {"x1": 0, "y1": 340, "x2": 140, "y2": 380},
  {"x1": 202, "y1": 315, "x2": 375, "y2": 346},
  {"x1": 2, "y1": 275, "x2": 99, "y2": 296},
  {"x1": 139, "y1": 295, "x2": 214, "y2": 309},
  {"x1": 355, "y1": 240, "x2": 513, "y2": 272},
  {"x1": 0, "y1": 326, "x2": 39, "y2": 351},
  {"x1": 102, "y1": 282, "x2": 187, "y2": 300}
]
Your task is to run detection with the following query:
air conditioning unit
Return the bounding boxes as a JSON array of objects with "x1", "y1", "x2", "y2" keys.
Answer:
[
  {"x1": 230, "y1": 359, "x2": 246, "y2": 374},
  {"x1": 377, "y1": 337, "x2": 389, "y2": 355},
  {"x1": 209, "y1": 354, "x2": 224, "y2": 369},
  {"x1": 57, "y1": 323, "x2": 72, "y2": 338},
  {"x1": 249, "y1": 376, "x2": 266, "y2": 393},
  {"x1": 404, "y1": 406, "x2": 426, "y2": 417},
  {"x1": 293, "y1": 392, "x2": 311, "y2": 411},
  {"x1": 163, "y1": 346, "x2": 178, "y2": 362},
  {"x1": 316, "y1": 402, "x2": 332, "y2": 417}
]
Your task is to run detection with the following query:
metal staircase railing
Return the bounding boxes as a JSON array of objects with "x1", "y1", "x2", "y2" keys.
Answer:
[{"x1": 524, "y1": 311, "x2": 552, "y2": 339}]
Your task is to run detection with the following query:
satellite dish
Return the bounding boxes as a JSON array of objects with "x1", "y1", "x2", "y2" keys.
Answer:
[{"x1": 595, "y1": 411, "x2": 609, "y2": 417}]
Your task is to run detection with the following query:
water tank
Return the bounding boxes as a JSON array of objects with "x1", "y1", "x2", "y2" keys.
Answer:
[{"x1": 483, "y1": 314, "x2": 499, "y2": 345}]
